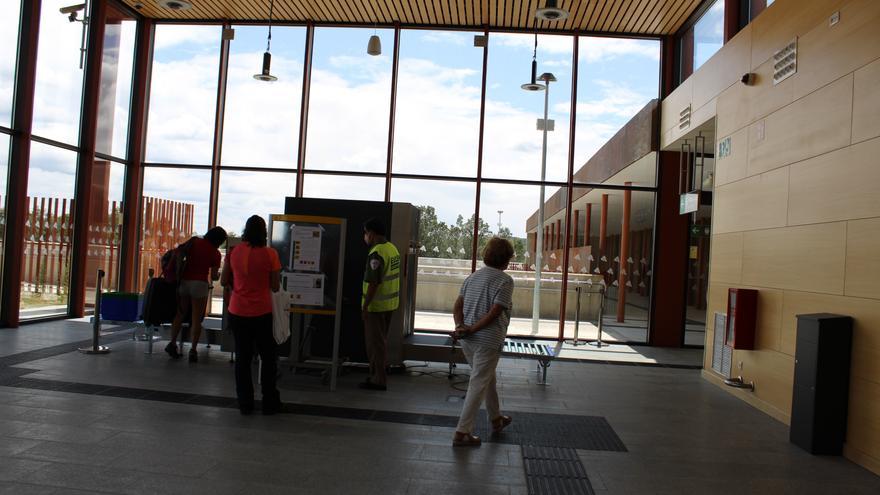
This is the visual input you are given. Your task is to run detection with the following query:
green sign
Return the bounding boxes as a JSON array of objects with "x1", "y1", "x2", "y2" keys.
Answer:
[{"x1": 689, "y1": 225, "x2": 711, "y2": 237}]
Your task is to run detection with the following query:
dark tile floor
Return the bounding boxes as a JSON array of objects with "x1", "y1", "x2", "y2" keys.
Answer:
[{"x1": 0, "y1": 320, "x2": 878, "y2": 494}]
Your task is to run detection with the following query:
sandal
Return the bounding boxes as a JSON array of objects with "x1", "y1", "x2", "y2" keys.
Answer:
[
  {"x1": 492, "y1": 415, "x2": 512, "y2": 434},
  {"x1": 452, "y1": 432, "x2": 482, "y2": 447}
]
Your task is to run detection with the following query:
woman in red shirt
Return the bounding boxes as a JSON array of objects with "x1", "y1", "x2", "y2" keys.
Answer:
[
  {"x1": 221, "y1": 215, "x2": 282, "y2": 415},
  {"x1": 167, "y1": 226, "x2": 226, "y2": 362}
]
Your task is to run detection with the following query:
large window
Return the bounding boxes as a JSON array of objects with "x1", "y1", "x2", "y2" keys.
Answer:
[
  {"x1": 0, "y1": 134, "x2": 9, "y2": 296},
  {"x1": 574, "y1": 37, "x2": 659, "y2": 187},
  {"x1": 145, "y1": 25, "x2": 221, "y2": 165},
  {"x1": 217, "y1": 170, "x2": 296, "y2": 236},
  {"x1": 482, "y1": 33, "x2": 572, "y2": 183},
  {"x1": 392, "y1": 29, "x2": 483, "y2": 177},
  {"x1": 96, "y1": 5, "x2": 136, "y2": 159},
  {"x1": 480, "y1": 183, "x2": 564, "y2": 339},
  {"x1": 302, "y1": 174, "x2": 385, "y2": 202},
  {"x1": 0, "y1": 0, "x2": 21, "y2": 127},
  {"x1": 138, "y1": 168, "x2": 210, "y2": 290},
  {"x1": 562, "y1": 187, "x2": 655, "y2": 344},
  {"x1": 305, "y1": 27, "x2": 394, "y2": 173},
  {"x1": 84, "y1": 160, "x2": 125, "y2": 304},
  {"x1": 20, "y1": 143, "x2": 78, "y2": 318},
  {"x1": 222, "y1": 25, "x2": 306, "y2": 168},
  {"x1": 390, "y1": 178, "x2": 476, "y2": 331},
  {"x1": 694, "y1": 0, "x2": 725, "y2": 70},
  {"x1": 32, "y1": 0, "x2": 86, "y2": 145}
]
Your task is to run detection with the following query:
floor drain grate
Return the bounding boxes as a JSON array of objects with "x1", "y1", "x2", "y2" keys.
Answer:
[{"x1": 522, "y1": 445, "x2": 594, "y2": 495}]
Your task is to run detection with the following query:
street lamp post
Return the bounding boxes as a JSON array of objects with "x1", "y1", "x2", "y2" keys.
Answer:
[
  {"x1": 522, "y1": 71, "x2": 555, "y2": 334},
  {"x1": 497, "y1": 210, "x2": 503, "y2": 233}
]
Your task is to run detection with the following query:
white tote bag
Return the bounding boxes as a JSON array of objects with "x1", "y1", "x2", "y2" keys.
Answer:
[{"x1": 271, "y1": 289, "x2": 291, "y2": 345}]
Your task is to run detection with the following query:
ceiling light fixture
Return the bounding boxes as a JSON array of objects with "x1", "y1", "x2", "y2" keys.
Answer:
[
  {"x1": 521, "y1": 33, "x2": 545, "y2": 91},
  {"x1": 536, "y1": 0, "x2": 569, "y2": 21},
  {"x1": 253, "y1": 0, "x2": 277, "y2": 82},
  {"x1": 367, "y1": 27, "x2": 381, "y2": 56},
  {"x1": 158, "y1": 0, "x2": 193, "y2": 11}
]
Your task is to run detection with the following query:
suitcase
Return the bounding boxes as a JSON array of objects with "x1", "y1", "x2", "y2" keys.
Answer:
[{"x1": 141, "y1": 277, "x2": 178, "y2": 326}]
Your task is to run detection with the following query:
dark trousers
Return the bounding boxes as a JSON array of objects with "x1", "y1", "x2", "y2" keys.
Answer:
[
  {"x1": 230, "y1": 313, "x2": 280, "y2": 411},
  {"x1": 364, "y1": 311, "x2": 393, "y2": 386}
]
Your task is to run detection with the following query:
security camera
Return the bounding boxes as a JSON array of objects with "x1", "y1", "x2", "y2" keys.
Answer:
[
  {"x1": 133, "y1": 2, "x2": 144, "y2": 9},
  {"x1": 59, "y1": 3, "x2": 85, "y2": 22}
]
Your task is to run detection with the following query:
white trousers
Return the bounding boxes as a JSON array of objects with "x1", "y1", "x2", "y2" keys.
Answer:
[{"x1": 456, "y1": 340, "x2": 502, "y2": 434}]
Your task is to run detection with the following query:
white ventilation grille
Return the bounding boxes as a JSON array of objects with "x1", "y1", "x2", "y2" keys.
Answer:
[
  {"x1": 773, "y1": 38, "x2": 798, "y2": 85},
  {"x1": 678, "y1": 104, "x2": 691, "y2": 130},
  {"x1": 712, "y1": 312, "x2": 732, "y2": 377}
]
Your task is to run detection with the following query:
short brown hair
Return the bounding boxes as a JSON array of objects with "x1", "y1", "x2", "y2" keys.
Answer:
[{"x1": 482, "y1": 237, "x2": 515, "y2": 269}]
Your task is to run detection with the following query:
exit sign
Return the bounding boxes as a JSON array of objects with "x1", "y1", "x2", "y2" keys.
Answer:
[{"x1": 680, "y1": 192, "x2": 699, "y2": 214}]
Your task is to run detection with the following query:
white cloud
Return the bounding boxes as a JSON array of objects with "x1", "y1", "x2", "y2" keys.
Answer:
[
  {"x1": 153, "y1": 25, "x2": 219, "y2": 51},
  {"x1": 578, "y1": 37, "x2": 659, "y2": 63},
  {"x1": 420, "y1": 31, "x2": 472, "y2": 46},
  {"x1": 574, "y1": 80, "x2": 652, "y2": 120}
]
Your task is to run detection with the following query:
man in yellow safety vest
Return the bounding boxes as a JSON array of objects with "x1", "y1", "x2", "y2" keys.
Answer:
[{"x1": 360, "y1": 218, "x2": 400, "y2": 391}]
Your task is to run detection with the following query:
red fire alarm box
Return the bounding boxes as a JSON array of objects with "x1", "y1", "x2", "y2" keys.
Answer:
[{"x1": 725, "y1": 288, "x2": 757, "y2": 350}]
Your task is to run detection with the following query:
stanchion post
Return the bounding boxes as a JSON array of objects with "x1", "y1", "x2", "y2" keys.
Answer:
[
  {"x1": 79, "y1": 269, "x2": 111, "y2": 354},
  {"x1": 566, "y1": 285, "x2": 587, "y2": 346},
  {"x1": 589, "y1": 285, "x2": 610, "y2": 348}
]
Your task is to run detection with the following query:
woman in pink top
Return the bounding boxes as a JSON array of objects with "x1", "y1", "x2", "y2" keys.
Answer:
[{"x1": 221, "y1": 215, "x2": 282, "y2": 415}]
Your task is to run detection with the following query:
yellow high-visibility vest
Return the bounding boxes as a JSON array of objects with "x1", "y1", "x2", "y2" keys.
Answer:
[{"x1": 362, "y1": 241, "x2": 400, "y2": 312}]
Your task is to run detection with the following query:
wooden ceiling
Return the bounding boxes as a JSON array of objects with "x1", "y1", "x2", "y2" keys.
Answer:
[{"x1": 121, "y1": 0, "x2": 704, "y2": 36}]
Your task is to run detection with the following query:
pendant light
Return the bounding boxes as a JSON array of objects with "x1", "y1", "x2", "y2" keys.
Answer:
[
  {"x1": 254, "y1": 0, "x2": 278, "y2": 81},
  {"x1": 521, "y1": 33, "x2": 545, "y2": 91},
  {"x1": 367, "y1": 25, "x2": 381, "y2": 56},
  {"x1": 536, "y1": 0, "x2": 569, "y2": 21}
]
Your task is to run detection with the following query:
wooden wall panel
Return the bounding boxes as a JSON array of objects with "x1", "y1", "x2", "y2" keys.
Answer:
[
  {"x1": 792, "y1": 0, "x2": 880, "y2": 101},
  {"x1": 746, "y1": 56, "x2": 795, "y2": 126},
  {"x1": 845, "y1": 217, "x2": 880, "y2": 300},
  {"x1": 714, "y1": 127, "x2": 748, "y2": 187},
  {"x1": 780, "y1": 289, "x2": 880, "y2": 358},
  {"x1": 709, "y1": 232, "x2": 743, "y2": 284},
  {"x1": 713, "y1": 167, "x2": 788, "y2": 234},
  {"x1": 747, "y1": 74, "x2": 853, "y2": 177},
  {"x1": 733, "y1": 347, "x2": 795, "y2": 420},
  {"x1": 741, "y1": 222, "x2": 847, "y2": 294},
  {"x1": 852, "y1": 58, "x2": 880, "y2": 144},
  {"x1": 844, "y1": 378, "x2": 880, "y2": 470},
  {"x1": 749, "y1": 0, "x2": 846, "y2": 68},
  {"x1": 756, "y1": 288, "x2": 783, "y2": 352},
  {"x1": 692, "y1": 25, "x2": 751, "y2": 111},
  {"x1": 714, "y1": 81, "x2": 749, "y2": 140},
  {"x1": 788, "y1": 136, "x2": 880, "y2": 226}
]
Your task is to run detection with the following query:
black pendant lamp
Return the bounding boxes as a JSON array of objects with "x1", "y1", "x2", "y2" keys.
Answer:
[
  {"x1": 521, "y1": 33, "x2": 545, "y2": 91},
  {"x1": 254, "y1": 0, "x2": 278, "y2": 81}
]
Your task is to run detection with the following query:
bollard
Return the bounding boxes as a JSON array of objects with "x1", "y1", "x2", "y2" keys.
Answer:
[
  {"x1": 79, "y1": 269, "x2": 111, "y2": 354},
  {"x1": 588, "y1": 285, "x2": 611, "y2": 348},
  {"x1": 566, "y1": 285, "x2": 588, "y2": 346}
]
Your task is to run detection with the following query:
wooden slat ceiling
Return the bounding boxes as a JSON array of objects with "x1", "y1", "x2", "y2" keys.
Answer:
[{"x1": 122, "y1": 0, "x2": 704, "y2": 36}]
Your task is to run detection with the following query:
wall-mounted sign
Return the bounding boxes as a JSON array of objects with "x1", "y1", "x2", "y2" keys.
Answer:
[
  {"x1": 718, "y1": 136, "x2": 731, "y2": 159},
  {"x1": 689, "y1": 246, "x2": 699, "y2": 259},
  {"x1": 680, "y1": 192, "x2": 699, "y2": 214}
]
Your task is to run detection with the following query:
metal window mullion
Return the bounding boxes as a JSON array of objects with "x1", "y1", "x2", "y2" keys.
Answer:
[
  {"x1": 557, "y1": 34, "x2": 579, "y2": 342},
  {"x1": 471, "y1": 25, "x2": 490, "y2": 273},
  {"x1": 207, "y1": 23, "x2": 230, "y2": 229},
  {"x1": 295, "y1": 22, "x2": 314, "y2": 198}
]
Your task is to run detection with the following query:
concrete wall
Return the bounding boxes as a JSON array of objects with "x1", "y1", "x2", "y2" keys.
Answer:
[{"x1": 661, "y1": 0, "x2": 880, "y2": 474}]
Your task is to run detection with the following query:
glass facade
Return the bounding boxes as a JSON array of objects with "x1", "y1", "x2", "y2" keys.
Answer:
[
  {"x1": 222, "y1": 25, "x2": 306, "y2": 168},
  {"x1": 305, "y1": 27, "x2": 394, "y2": 173},
  {"x1": 145, "y1": 25, "x2": 221, "y2": 164},
  {"x1": 0, "y1": 3, "x2": 665, "y2": 341},
  {"x1": 31, "y1": 0, "x2": 86, "y2": 145},
  {"x1": 20, "y1": 142, "x2": 78, "y2": 318},
  {"x1": 0, "y1": 0, "x2": 21, "y2": 127}
]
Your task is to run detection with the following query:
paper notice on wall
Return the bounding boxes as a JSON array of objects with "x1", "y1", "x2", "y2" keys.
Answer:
[
  {"x1": 290, "y1": 225, "x2": 322, "y2": 271},
  {"x1": 286, "y1": 272, "x2": 325, "y2": 306}
]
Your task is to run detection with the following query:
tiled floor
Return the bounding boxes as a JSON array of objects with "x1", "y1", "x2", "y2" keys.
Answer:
[{"x1": 0, "y1": 321, "x2": 878, "y2": 494}]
